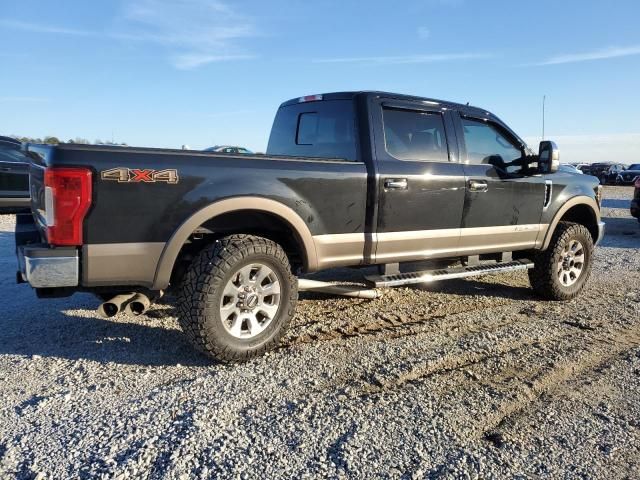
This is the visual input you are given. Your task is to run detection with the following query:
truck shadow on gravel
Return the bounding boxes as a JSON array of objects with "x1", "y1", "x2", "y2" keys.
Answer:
[{"x1": 0, "y1": 298, "x2": 212, "y2": 367}]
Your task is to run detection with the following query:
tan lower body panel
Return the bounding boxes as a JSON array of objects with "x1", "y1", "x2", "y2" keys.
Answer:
[
  {"x1": 313, "y1": 233, "x2": 367, "y2": 270},
  {"x1": 374, "y1": 228, "x2": 460, "y2": 263},
  {"x1": 458, "y1": 224, "x2": 548, "y2": 255},
  {"x1": 82, "y1": 242, "x2": 166, "y2": 288},
  {"x1": 313, "y1": 224, "x2": 549, "y2": 268}
]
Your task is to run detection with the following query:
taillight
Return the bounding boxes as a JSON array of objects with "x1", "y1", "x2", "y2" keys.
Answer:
[
  {"x1": 635, "y1": 177, "x2": 640, "y2": 188},
  {"x1": 44, "y1": 168, "x2": 92, "y2": 245}
]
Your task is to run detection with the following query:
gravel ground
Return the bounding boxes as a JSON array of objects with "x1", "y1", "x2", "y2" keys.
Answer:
[{"x1": 0, "y1": 186, "x2": 639, "y2": 479}]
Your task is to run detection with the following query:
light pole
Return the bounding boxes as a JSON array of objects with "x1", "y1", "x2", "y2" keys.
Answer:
[{"x1": 542, "y1": 95, "x2": 546, "y2": 141}]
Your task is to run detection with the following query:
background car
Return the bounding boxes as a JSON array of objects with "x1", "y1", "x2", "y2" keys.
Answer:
[
  {"x1": 558, "y1": 164, "x2": 584, "y2": 174},
  {"x1": 617, "y1": 163, "x2": 640, "y2": 185},
  {"x1": 631, "y1": 177, "x2": 640, "y2": 222},
  {"x1": 203, "y1": 145, "x2": 254, "y2": 154},
  {"x1": 599, "y1": 163, "x2": 627, "y2": 184},
  {"x1": 0, "y1": 136, "x2": 30, "y2": 213},
  {"x1": 588, "y1": 162, "x2": 614, "y2": 181},
  {"x1": 578, "y1": 164, "x2": 593, "y2": 174}
]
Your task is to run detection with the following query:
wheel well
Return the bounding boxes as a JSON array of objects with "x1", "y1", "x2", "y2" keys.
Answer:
[
  {"x1": 557, "y1": 204, "x2": 598, "y2": 243},
  {"x1": 169, "y1": 210, "x2": 307, "y2": 288}
]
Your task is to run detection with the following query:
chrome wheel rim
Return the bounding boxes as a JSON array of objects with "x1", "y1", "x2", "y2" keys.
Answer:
[
  {"x1": 557, "y1": 239, "x2": 585, "y2": 287},
  {"x1": 220, "y1": 263, "x2": 281, "y2": 339}
]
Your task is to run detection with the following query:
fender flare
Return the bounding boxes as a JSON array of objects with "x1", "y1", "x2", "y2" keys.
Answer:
[
  {"x1": 541, "y1": 196, "x2": 600, "y2": 250},
  {"x1": 151, "y1": 197, "x2": 318, "y2": 289}
]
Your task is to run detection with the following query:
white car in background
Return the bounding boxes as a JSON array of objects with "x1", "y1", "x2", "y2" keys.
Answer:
[
  {"x1": 558, "y1": 164, "x2": 584, "y2": 174},
  {"x1": 204, "y1": 145, "x2": 254, "y2": 154}
]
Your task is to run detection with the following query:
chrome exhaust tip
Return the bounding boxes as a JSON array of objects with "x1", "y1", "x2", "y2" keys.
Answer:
[
  {"x1": 97, "y1": 293, "x2": 136, "y2": 318},
  {"x1": 124, "y1": 293, "x2": 151, "y2": 316}
]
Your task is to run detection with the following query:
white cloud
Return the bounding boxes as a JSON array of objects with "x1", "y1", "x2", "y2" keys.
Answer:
[
  {"x1": 313, "y1": 53, "x2": 493, "y2": 65},
  {"x1": 533, "y1": 45, "x2": 640, "y2": 66},
  {"x1": 117, "y1": 0, "x2": 257, "y2": 69},
  {"x1": 523, "y1": 133, "x2": 640, "y2": 164},
  {"x1": 0, "y1": 19, "x2": 94, "y2": 36},
  {"x1": 0, "y1": 1, "x2": 257, "y2": 70},
  {"x1": 417, "y1": 27, "x2": 430, "y2": 39},
  {"x1": 0, "y1": 97, "x2": 48, "y2": 103}
]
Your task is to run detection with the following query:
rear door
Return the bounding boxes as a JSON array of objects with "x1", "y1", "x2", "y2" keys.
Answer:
[
  {"x1": 370, "y1": 98, "x2": 465, "y2": 263},
  {"x1": 453, "y1": 113, "x2": 546, "y2": 254}
]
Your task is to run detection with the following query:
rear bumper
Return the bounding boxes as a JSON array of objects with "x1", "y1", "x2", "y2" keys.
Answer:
[
  {"x1": 596, "y1": 221, "x2": 605, "y2": 246},
  {"x1": 17, "y1": 244, "x2": 79, "y2": 288},
  {"x1": 0, "y1": 196, "x2": 30, "y2": 207}
]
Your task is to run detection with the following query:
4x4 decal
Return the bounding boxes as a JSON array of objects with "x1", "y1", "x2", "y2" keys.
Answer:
[{"x1": 101, "y1": 167, "x2": 179, "y2": 184}]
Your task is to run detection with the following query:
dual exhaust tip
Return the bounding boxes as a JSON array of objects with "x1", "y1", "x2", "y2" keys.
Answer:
[{"x1": 97, "y1": 292, "x2": 152, "y2": 318}]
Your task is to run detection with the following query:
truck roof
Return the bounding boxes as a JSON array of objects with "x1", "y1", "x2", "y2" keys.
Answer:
[{"x1": 280, "y1": 91, "x2": 489, "y2": 116}]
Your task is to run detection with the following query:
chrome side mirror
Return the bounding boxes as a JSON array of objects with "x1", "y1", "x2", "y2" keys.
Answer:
[{"x1": 539, "y1": 140, "x2": 559, "y2": 173}]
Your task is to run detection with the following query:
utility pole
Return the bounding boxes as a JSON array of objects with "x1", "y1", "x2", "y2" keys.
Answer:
[{"x1": 542, "y1": 95, "x2": 546, "y2": 141}]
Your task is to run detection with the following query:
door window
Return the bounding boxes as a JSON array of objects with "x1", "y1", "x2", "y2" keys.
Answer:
[
  {"x1": 382, "y1": 108, "x2": 449, "y2": 162},
  {"x1": 461, "y1": 117, "x2": 524, "y2": 172}
]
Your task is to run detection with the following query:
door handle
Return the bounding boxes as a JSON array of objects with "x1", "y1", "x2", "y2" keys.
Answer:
[
  {"x1": 468, "y1": 180, "x2": 488, "y2": 192},
  {"x1": 384, "y1": 178, "x2": 408, "y2": 190}
]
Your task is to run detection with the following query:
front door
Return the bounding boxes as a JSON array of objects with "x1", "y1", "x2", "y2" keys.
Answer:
[
  {"x1": 370, "y1": 99, "x2": 466, "y2": 263},
  {"x1": 453, "y1": 113, "x2": 547, "y2": 254}
]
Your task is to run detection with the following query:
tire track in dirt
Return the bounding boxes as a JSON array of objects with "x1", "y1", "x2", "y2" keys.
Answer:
[
  {"x1": 348, "y1": 318, "x2": 576, "y2": 396},
  {"x1": 283, "y1": 296, "x2": 530, "y2": 347},
  {"x1": 476, "y1": 322, "x2": 640, "y2": 442}
]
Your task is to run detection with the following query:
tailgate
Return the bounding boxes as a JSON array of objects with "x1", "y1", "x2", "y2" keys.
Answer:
[{"x1": 23, "y1": 144, "x2": 53, "y2": 237}]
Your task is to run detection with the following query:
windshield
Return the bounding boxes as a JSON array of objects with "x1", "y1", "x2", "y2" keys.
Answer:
[{"x1": 628, "y1": 164, "x2": 640, "y2": 170}]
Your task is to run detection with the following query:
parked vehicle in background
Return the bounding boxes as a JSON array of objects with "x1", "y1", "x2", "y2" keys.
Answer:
[
  {"x1": 0, "y1": 136, "x2": 30, "y2": 213},
  {"x1": 616, "y1": 164, "x2": 640, "y2": 185},
  {"x1": 204, "y1": 145, "x2": 254, "y2": 154},
  {"x1": 15, "y1": 91, "x2": 605, "y2": 362},
  {"x1": 599, "y1": 164, "x2": 626, "y2": 185},
  {"x1": 558, "y1": 164, "x2": 583, "y2": 174},
  {"x1": 578, "y1": 164, "x2": 592, "y2": 174},
  {"x1": 588, "y1": 162, "x2": 614, "y2": 181},
  {"x1": 631, "y1": 177, "x2": 640, "y2": 222}
]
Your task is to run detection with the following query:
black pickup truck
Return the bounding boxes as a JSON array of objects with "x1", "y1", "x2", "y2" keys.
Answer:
[
  {"x1": 0, "y1": 136, "x2": 30, "y2": 213},
  {"x1": 16, "y1": 91, "x2": 604, "y2": 362}
]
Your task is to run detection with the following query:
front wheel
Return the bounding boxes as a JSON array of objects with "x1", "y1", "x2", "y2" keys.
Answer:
[
  {"x1": 528, "y1": 222, "x2": 594, "y2": 300},
  {"x1": 177, "y1": 235, "x2": 297, "y2": 362}
]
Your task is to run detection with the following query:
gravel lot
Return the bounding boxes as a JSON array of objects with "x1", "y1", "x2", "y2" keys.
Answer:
[{"x1": 1, "y1": 186, "x2": 639, "y2": 479}]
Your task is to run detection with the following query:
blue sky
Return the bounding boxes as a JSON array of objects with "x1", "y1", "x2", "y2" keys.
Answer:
[{"x1": 1, "y1": 0, "x2": 640, "y2": 163}]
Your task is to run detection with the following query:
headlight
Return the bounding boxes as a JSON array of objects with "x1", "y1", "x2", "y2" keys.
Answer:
[{"x1": 595, "y1": 185, "x2": 603, "y2": 208}]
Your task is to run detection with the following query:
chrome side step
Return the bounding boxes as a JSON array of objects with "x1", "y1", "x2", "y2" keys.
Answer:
[{"x1": 365, "y1": 259, "x2": 534, "y2": 288}]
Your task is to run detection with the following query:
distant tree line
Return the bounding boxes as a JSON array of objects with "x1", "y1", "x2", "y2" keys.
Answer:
[{"x1": 9, "y1": 135, "x2": 127, "y2": 146}]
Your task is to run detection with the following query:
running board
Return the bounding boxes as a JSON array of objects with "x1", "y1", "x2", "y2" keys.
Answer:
[{"x1": 365, "y1": 259, "x2": 534, "y2": 288}]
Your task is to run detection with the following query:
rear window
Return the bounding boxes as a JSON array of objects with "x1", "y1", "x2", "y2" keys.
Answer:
[{"x1": 267, "y1": 100, "x2": 357, "y2": 161}]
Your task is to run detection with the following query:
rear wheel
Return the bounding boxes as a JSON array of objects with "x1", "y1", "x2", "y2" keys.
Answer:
[
  {"x1": 177, "y1": 234, "x2": 297, "y2": 362},
  {"x1": 528, "y1": 222, "x2": 594, "y2": 300}
]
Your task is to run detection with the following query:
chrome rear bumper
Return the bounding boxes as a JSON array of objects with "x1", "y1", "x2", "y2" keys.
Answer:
[{"x1": 17, "y1": 245, "x2": 79, "y2": 288}]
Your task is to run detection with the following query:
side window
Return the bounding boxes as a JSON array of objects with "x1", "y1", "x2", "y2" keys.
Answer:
[
  {"x1": 382, "y1": 108, "x2": 449, "y2": 162},
  {"x1": 461, "y1": 117, "x2": 524, "y2": 172}
]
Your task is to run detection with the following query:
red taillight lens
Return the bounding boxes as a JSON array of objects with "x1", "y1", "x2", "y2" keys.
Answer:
[{"x1": 44, "y1": 168, "x2": 92, "y2": 245}]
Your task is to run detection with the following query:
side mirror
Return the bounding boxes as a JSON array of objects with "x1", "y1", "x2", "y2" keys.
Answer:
[{"x1": 539, "y1": 140, "x2": 559, "y2": 173}]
